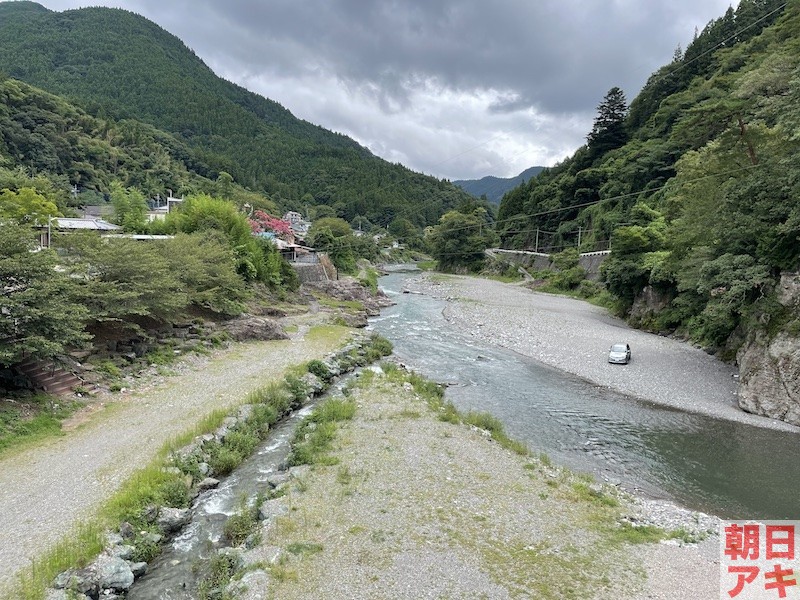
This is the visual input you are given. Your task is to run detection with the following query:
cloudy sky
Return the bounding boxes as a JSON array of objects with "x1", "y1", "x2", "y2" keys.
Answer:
[{"x1": 31, "y1": 0, "x2": 737, "y2": 180}]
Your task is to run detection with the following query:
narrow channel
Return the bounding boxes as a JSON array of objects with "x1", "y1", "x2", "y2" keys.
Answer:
[
  {"x1": 127, "y1": 403, "x2": 316, "y2": 599},
  {"x1": 369, "y1": 269, "x2": 800, "y2": 520}
]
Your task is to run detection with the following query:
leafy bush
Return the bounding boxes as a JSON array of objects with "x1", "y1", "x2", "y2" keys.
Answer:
[
  {"x1": 284, "y1": 375, "x2": 311, "y2": 405},
  {"x1": 208, "y1": 446, "x2": 243, "y2": 476},
  {"x1": 224, "y1": 429, "x2": 259, "y2": 458},
  {"x1": 223, "y1": 505, "x2": 259, "y2": 546},
  {"x1": 306, "y1": 359, "x2": 333, "y2": 382},
  {"x1": 157, "y1": 478, "x2": 191, "y2": 508}
]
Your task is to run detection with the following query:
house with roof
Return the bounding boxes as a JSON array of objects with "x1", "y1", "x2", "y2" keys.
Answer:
[{"x1": 38, "y1": 217, "x2": 122, "y2": 248}]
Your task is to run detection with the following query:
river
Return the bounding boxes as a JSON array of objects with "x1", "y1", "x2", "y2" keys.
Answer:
[{"x1": 368, "y1": 269, "x2": 800, "y2": 520}]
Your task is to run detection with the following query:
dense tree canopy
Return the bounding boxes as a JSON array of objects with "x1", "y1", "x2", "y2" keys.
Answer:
[
  {"x1": 497, "y1": 0, "x2": 796, "y2": 350},
  {"x1": 0, "y1": 2, "x2": 472, "y2": 232},
  {"x1": 0, "y1": 225, "x2": 89, "y2": 365}
]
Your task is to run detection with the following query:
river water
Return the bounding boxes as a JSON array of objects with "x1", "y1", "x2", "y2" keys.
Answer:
[
  {"x1": 128, "y1": 403, "x2": 317, "y2": 599},
  {"x1": 368, "y1": 269, "x2": 800, "y2": 520}
]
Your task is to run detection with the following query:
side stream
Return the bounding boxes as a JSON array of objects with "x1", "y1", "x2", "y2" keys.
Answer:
[{"x1": 47, "y1": 334, "x2": 390, "y2": 600}]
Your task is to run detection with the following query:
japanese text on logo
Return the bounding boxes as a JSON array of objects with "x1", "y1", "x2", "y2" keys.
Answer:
[{"x1": 721, "y1": 521, "x2": 799, "y2": 599}]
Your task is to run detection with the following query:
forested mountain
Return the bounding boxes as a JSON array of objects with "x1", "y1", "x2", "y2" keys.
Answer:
[
  {"x1": 0, "y1": 76, "x2": 238, "y2": 209},
  {"x1": 454, "y1": 166, "x2": 545, "y2": 204},
  {"x1": 0, "y1": 1, "x2": 471, "y2": 229},
  {"x1": 496, "y1": 0, "x2": 797, "y2": 355}
]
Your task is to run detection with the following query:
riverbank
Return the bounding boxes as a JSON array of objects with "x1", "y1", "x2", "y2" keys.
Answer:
[
  {"x1": 0, "y1": 318, "x2": 350, "y2": 595},
  {"x1": 239, "y1": 365, "x2": 719, "y2": 599},
  {"x1": 404, "y1": 273, "x2": 798, "y2": 433}
]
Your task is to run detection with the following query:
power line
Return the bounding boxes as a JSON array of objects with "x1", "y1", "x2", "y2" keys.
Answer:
[
  {"x1": 431, "y1": 162, "x2": 764, "y2": 237},
  {"x1": 660, "y1": 2, "x2": 787, "y2": 83}
]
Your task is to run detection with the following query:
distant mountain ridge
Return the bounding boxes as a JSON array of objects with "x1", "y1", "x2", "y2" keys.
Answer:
[{"x1": 454, "y1": 166, "x2": 545, "y2": 204}]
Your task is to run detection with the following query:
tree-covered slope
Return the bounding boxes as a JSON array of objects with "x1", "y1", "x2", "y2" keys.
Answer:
[
  {"x1": 496, "y1": 0, "x2": 797, "y2": 354},
  {"x1": 0, "y1": 2, "x2": 470, "y2": 229},
  {"x1": 454, "y1": 166, "x2": 545, "y2": 204}
]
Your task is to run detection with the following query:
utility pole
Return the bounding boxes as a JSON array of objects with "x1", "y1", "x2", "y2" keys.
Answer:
[{"x1": 535, "y1": 228, "x2": 539, "y2": 253}]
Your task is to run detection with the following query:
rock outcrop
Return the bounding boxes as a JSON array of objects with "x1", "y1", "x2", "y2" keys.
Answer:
[
  {"x1": 220, "y1": 315, "x2": 288, "y2": 342},
  {"x1": 303, "y1": 276, "x2": 395, "y2": 327},
  {"x1": 736, "y1": 272, "x2": 800, "y2": 426}
]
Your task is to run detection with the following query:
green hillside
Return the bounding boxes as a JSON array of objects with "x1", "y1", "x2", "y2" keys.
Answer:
[
  {"x1": 454, "y1": 166, "x2": 545, "y2": 204},
  {"x1": 0, "y1": 1, "x2": 470, "y2": 229},
  {"x1": 496, "y1": 0, "x2": 797, "y2": 352}
]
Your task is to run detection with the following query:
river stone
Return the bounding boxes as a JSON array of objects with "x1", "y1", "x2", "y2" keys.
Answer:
[
  {"x1": 214, "y1": 417, "x2": 239, "y2": 443},
  {"x1": 130, "y1": 561, "x2": 148, "y2": 578},
  {"x1": 258, "y1": 497, "x2": 289, "y2": 521},
  {"x1": 197, "y1": 477, "x2": 221, "y2": 491},
  {"x1": 156, "y1": 507, "x2": 191, "y2": 533},
  {"x1": 288, "y1": 464, "x2": 310, "y2": 480},
  {"x1": 300, "y1": 372, "x2": 324, "y2": 394},
  {"x1": 237, "y1": 403, "x2": 255, "y2": 421},
  {"x1": 119, "y1": 522, "x2": 135, "y2": 540},
  {"x1": 108, "y1": 543, "x2": 135, "y2": 560},
  {"x1": 265, "y1": 471, "x2": 291, "y2": 488},
  {"x1": 97, "y1": 556, "x2": 134, "y2": 591},
  {"x1": 45, "y1": 590, "x2": 91, "y2": 600},
  {"x1": 221, "y1": 315, "x2": 288, "y2": 342},
  {"x1": 140, "y1": 531, "x2": 163, "y2": 544},
  {"x1": 242, "y1": 544, "x2": 283, "y2": 569},
  {"x1": 230, "y1": 569, "x2": 271, "y2": 600},
  {"x1": 53, "y1": 567, "x2": 98, "y2": 596}
]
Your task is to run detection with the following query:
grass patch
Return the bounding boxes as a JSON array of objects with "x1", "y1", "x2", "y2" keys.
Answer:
[
  {"x1": 0, "y1": 395, "x2": 82, "y2": 457},
  {"x1": 286, "y1": 541, "x2": 324, "y2": 556},
  {"x1": 305, "y1": 324, "x2": 350, "y2": 346},
  {"x1": 359, "y1": 267, "x2": 380, "y2": 293},
  {"x1": 607, "y1": 521, "x2": 667, "y2": 545},
  {"x1": 289, "y1": 398, "x2": 357, "y2": 466},
  {"x1": 463, "y1": 410, "x2": 530, "y2": 456},
  {"x1": 196, "y1": 551, "x2": 239, "y2": 600},
  {"x1": 223, "y1": 501, "x2": 260, "y2": 546},
  {"x1": 570, "y1": 482, "x2": 619, "y2": 508},
  {"x1": 336, "y1": 465, "x2": 352, "y2": 485},
  {"x1": 395, "y1": 408, "x2": 421, "y2": 419}
]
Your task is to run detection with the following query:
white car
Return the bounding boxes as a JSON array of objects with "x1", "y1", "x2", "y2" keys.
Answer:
[{"x1": 608, "y1": 343, "x2": 631, "y2": 364}]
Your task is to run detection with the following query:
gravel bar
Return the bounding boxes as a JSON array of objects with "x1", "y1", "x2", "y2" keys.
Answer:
[
  {"x1": 0, "y1": 322, "x2": 346, "y2": 594},
  {"x1": 255, "y1": 369, "x2": 719, "y2": 600},
  {"x1": 406, "y1": 273, "x2": 798, "y2": 433}
]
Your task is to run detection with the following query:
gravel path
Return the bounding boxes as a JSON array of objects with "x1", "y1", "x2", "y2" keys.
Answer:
[
  {"x1": 0, "y1": 320, "x2": 346, "y2": 594},
  {"x1": 407, "y1": 273, "x2": 798, "y2": 433},
  {"x1": 255, "y1": 369, "x2": 719, "y2": 600}
]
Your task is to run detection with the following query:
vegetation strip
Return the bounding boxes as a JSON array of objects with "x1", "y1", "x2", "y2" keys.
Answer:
[{"x1": 13, "y1": 333, "x2": 393, "y2": 600}]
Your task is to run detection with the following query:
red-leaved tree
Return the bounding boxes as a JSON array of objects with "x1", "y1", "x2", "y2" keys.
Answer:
[{"x1": 249, "y1": 210, "x2": 293, "y2": 239}]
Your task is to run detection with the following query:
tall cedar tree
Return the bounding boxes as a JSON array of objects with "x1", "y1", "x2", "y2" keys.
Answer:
[{"x1": 587, "y1": 87, "x2": 629, "y2": 157}]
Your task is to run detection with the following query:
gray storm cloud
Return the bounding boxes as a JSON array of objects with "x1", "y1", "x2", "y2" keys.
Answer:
[{"x1": 31, "y1": 0, "x2": 736, "y2": 178}]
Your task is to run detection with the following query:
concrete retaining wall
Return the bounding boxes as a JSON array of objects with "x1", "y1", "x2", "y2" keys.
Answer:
[{"x1": 488, "y1": 249, "x2": 610, "y2": 281}]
